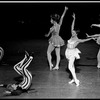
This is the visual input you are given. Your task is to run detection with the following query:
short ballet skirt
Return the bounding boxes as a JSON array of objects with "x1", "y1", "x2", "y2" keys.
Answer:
[
  {"x1": 96, "y1": 37, "x2": 100, "y2": 45},
  {"x1": 49, "y1": 35, "x2": 65, "y2": 47},
  {"x1": 65, "y1": 48, "x2": 81, "y2": 59}
]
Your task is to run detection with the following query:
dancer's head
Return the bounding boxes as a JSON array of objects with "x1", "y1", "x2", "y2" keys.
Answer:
[
  {"x1": 50, "y1": 14, "x2": 60, "y2": 24},
  {"x1": 7, "y1": 84, "x2": 18, "y2": 92},
  {"x1": 72, "y1": 30, "x2": 80, "y2": 38},
  {"x1": 72, "y1": 30, "x2": 77, "y2": 37}
]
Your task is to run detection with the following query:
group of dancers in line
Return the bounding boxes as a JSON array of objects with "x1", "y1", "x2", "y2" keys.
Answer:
[
  {"x1": 45, "y1": 6, "x2": 100, "y2": 86},
  {"x1": 0, "y1": 5, "x2": 100, "y2": 96}
]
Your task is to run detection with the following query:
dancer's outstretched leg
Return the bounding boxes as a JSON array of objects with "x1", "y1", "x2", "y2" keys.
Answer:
[
  {"x1": 14, "y1": 51, "x2": 30, "y2": 75},
  {"x1": 19, "y1": 56, "x2": 33, "y2": 90},
  {"x1": 14, "y1": 54, "x2": 27, "y2": 75}
]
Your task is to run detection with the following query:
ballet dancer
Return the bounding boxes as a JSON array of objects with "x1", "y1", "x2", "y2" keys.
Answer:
[
  {"x1": 0, "y1": 47, "x2": 4, "y2": 61},
  {"x1": 65, "y1": 13, "x2": 94, "y2": 86},
  {"x1": 45, "y1": 6, "x2": 68, "y2": 70},
  {"x1": 86, "y1": 23, "x2": 100, "y2": 68},
  {"x1": 1, "y1": 51, "x2": 33, "y2": 96}
]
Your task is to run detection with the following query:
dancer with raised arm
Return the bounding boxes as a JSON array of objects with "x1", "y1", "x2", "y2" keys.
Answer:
[
  {"x1": 65, "y1": 13, "x2": 94, "y2": 86},
  {"x1": 86, "y1": 24, "x2": 100, "y2": 68},
  {"x1": 45, "y1": 6, "x2": 68, "y2": 70},
  {"x1": 1, "y1": 51, "x2": 34, "y2": 96}
]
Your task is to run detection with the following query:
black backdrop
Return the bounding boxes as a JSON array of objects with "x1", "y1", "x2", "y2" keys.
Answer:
[{"x1": 0, "y1": 3, "x2": 100, "y2": 41}]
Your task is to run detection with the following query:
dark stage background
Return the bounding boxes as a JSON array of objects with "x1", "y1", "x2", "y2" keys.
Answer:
[
  {"x1": 0, "y1": 2, "x2": 100, "y2": 64},
  {"x1": 0, "y1": 3, "x2": 100, "y2": 41}
]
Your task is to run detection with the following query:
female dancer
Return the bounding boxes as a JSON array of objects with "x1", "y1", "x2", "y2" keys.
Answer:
[
  {"x1": 45, "y1": 6, "x2": 68, "y2": 70},
  {"x1": 65, "y1": 13, "x2": 94, "y2": 86},
  {"x1": 0, "y1": 47, "x2": 4, "y2": 61},
  {"x1": 86, "y1": 23, "x2": 100, "y2": 68},
  {"x1": 2, "y1": 51, "x2": 33, "y2": 96}
]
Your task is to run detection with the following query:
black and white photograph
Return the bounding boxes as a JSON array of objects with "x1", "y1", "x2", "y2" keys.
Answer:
[{"x1": 0, "y1": 1, "x2": 100, "y2": 99}]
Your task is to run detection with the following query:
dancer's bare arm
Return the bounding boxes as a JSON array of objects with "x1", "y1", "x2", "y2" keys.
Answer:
[
  {"x1": 91, "y1": 24, "x2": 100, "y2": 28},
  {"x1": 86, "y1": 33, "x2": 100, "y2": 38},
  {"x1": 71, "y1": 13, "x2": 75, "y2": 34},
  {"x1": 59, "y1": 6, "x2": 68, "y2": 26},
  {"x1": 78, "y1": 37, "x2": 93, "y2": 43},
  {"x1": 45, "y1": 27, "x2": 53, "y2": 37}
]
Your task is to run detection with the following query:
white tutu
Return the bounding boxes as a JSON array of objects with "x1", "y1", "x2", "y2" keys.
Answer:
[
  {"x1": 65, "y1": 48, "x2": 81, "y2": 60},
  {"x1": 97, "y1": 37, "x2": 100, "y2": 45}
]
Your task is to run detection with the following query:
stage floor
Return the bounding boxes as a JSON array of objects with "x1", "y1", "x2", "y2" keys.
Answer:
[{"x1": 0, "y1": 39, "x2": 100, "y2": 99}]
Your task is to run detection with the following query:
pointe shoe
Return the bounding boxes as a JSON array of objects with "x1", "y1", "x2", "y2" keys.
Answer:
[
  {"x1": 0, "y1": 84, "x2": 4, "y2": 87},
  {"x1": 53, "y1": 67, "x2": 59, "y2": 70},
  {"x1": 75, "y1": 79, "x2": 80, "y2": 87},
  {"x1": 97, "y1": 65, "x2": 100, "y2": 69},
  {"x1": 50, "y1": 64, "x2": 53, "y2": 71},
  {"x1": 68, "y1": 79, "x2": 75, "y2": 84}
]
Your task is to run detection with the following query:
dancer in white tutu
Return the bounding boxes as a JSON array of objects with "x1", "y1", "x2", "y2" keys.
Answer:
[
  {"x1": 65, "y1": 13, "x2": 94, "y2": 86},
  {"x1": 86, "y1": 23, "x2": 100, "y2": 68},
  {"x1": 45, "y1": 6, "x2": 68, "y2": 70}
]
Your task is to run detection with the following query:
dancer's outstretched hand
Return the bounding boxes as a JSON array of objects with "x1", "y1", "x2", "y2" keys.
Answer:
[
  {"x1": 72, "y1": 13, "x2": 75, "y2": 19},
  {"x1": 0, "y1": 84, "x2": 4, "y2": 87},
  {"x1": 65, "y1": 6, "x2": 68, "y2": 10},
  {"x1": 86, "y1": 33, "x2": 90, "y2": 37},
  {"x1": 92, "y1": 37, "x2": 96, "y2": 40},
  {"x1": 90, "y1": 24, "x2": 93, "y2": 28},
  {"x1": 90, "y1": 24, "x2": 97, "y2": 28},
  {"x1": 45, "y1": 34, "x2": 49, "y2": 37}
]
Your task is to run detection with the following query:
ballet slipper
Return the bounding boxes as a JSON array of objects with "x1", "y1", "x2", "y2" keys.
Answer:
[
  {"x1": 0, "y1": 84, "x2": 4, "y2": 87},
  {"x1": 50, "y1": 64, "x2": 53, "y2": 71},
  {"x1": 53, "y1": 66, "x2": 59, "y2": 70},
  {"x1": 75, "y1": 79, "x2": 80, "y2": 87},
  {"x1": 68, "y1": 79, "x2": 75, "y2": 84},
  {"x1": 97, "y1": 65, "x2": 100, "y2": 68}
]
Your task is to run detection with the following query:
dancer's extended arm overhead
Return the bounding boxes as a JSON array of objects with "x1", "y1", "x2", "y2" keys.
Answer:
[
  {"x1": 71, "y1": 13, "x2": 75, "y2": 33},
  {"x1": 59, "y1": 6, "x2": 68, "y2": 26}
]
